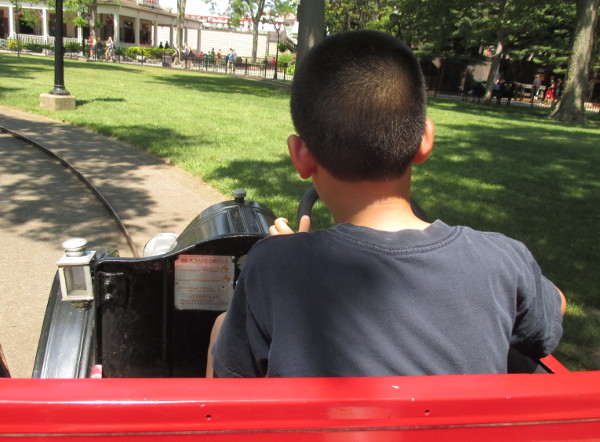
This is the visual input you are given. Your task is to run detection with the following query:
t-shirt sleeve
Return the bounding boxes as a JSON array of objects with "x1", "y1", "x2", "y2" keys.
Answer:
[
  {"x1": 211, "y1": 270, "x2": 270, "y2": 378},
  {"x1": 510, "y1": 244, "x2": 563, "y2": 358}
]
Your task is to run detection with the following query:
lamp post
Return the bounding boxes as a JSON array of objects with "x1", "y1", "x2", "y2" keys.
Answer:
[
  {"x1": 40, "y1": 0, "x2": 76, "y2": 110},
  {"x1": 80, "y1": 5, "x2": 89, "y2": 58},
  {"x1": 274, "y1": 24, "x2": 280, "y2": 80},
  {"x1": 50, "y1": 0, "x2": 69, "y2": 96}
]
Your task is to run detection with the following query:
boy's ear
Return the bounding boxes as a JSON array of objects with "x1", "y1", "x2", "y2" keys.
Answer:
[
  {"x1": 412, "y1": 117, "x2": 434, "y2": 164},
  {"x1": 287, "y1": 134, "x2": 317, "y2": 179}
]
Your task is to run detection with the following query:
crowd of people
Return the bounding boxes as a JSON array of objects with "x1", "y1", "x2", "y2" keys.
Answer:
[
  {"x1": 85, "y1": 37, "x2": 242, "y2": 73},
  {"x1": 169, "y1": 45, "x2": 239, "y2": 72},
  {"x1": 483, "y1": 71, "x2": 565, "y2": 105},
  {"x1": 532, "y1": 74, "x2": 563, "y2": 103},
  {"x1": 87, "y1": 36, "x2": 114, "y2": 61}
]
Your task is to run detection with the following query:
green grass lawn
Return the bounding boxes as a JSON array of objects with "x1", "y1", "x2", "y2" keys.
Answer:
[{"x1": 1, "y1": 52, "x2": 599, "y2": 371}]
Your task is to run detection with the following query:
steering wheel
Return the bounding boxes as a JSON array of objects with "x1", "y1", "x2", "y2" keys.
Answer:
[{"x1": 296, "y1": 185, "x2": 429, "y2": 228}]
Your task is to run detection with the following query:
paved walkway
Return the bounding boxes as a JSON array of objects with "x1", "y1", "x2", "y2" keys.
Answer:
[{"x1": 0, "y1": 105, "x2": 226, "y2": 377}]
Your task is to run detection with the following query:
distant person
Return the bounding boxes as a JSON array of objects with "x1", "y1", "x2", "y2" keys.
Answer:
[
  {"x1": 88, "y1": 35, "x2": 95, "y2": 59},
  {"x1": 555, "y1": 78, "x2": 564, "y2": 102},
  {"x1": 183, "y1": 42, "x2": 191, "y2": 69},
  {"x1": 96, "y1": 38, "x2": 104, "y2": 60},
  {"x1": 105, "y1": 36, "x2": 114, "y2": 62},
  {"x1": 173, "y1": 45, "x2": 181, "y2": 66},
  {"x1": 209, "y1": 31, "x2": 565, "y2": 378},
  {"x1": 227, "y1": 48, "x2": 236, "y2": 73},
  {"x1": 532, "y1": 74, "x2": 542, "y2": 99},
  {"x1": 545, "y1": 76, "x2": 556, "y2": 103}
]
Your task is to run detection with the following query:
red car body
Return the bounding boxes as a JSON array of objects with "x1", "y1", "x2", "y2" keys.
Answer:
[{"x1": 2, "y1": 357, "x2": 600, "y2": 440}]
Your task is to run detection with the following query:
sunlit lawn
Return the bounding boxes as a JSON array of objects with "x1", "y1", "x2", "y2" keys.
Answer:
[{"x1": 1, "y1": 52, "x2": 598, "y2": 370}]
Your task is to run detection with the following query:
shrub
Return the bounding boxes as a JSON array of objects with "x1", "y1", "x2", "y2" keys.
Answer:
[
  {"x1": 285, "y1": 63, "x2": 295, "y2": 76},
  {"x1": 64, "y1": 41, "x2": 82, "y2": 53},
  {"x1": 125, "y1": 46, "x2": 144, "y2": 58},
  {"x1": 6, "y1": 39, "x2": 22, "y2": 50},
  {"x1": 25, "y1": 42, "x2": 46, "y2": 52},
  {"x1": 124, "y1": 46, "x2": 172, "y2": 60},
  {"x1": 277, "y1": 52, "x2": 293, "y2": 68}
]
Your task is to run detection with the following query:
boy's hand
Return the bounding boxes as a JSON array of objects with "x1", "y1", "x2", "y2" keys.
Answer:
[{"x1": 269, "y1": 216, "x2": 311, "y2": 235}]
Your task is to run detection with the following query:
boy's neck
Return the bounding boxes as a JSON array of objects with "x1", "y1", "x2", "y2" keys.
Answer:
[{"x1": 315, "y1": 169, "x2": 430, "y2": 232}]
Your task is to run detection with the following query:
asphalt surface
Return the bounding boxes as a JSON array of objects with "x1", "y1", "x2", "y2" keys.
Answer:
[{"x1": 0, "y1": 105, "x2": 226, "y2": 378}]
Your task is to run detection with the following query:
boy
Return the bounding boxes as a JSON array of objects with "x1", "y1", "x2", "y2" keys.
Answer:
[{"x1": 211, "y1": 30, "x2": 565, "y2": 378}]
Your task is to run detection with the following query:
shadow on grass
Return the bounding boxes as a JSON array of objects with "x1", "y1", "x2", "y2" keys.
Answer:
[
  {"x1": 0, "y1": 86, "x2": 27, "y2": 98},
  {"x1": 429, "y1": 98, "x2": 600, "y2": 124},
  {"x1": 77, "y1": 97, "x2": 127, "y2": 107},
  {"x1": 205, "y1": 157, "x2": 333, "y2": 229},
  {"x1": 149, "y1": 73, "x2": 290, "y2": 99},
  {"x1": 65, "y1": 58, "x2": 147, "y2": 74},
  {"x1": 82, "y1": 124, "x2": 218, "y2": 162},
  {"x1": 0, "y1": 53, "x2": 53, "y2": 79},
  {"x1": 0, "y1": 52, "x2": 151, "y2": 78}
]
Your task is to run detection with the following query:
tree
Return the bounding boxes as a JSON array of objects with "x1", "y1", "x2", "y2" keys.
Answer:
[
  {"x1": 231, "y1": 0, "x2": 268, "y2": 61},
  {"x1": 482, "y1": 0, "x2": 507, "y2": 103},
  {"x1": 263, "y1": 0, "x2": 297, "y2": 77},
  {"x1": 325, "y1": 0, "x2": 388, "y2": 33},
  {"x1": 177, "y1": 0, "x2": 186, "y2": 48},
  {"x1": 65, "y1": 0, "x2": 96, "y2": 54},
  {"x1": 296, "y1": 0, "x2": 324, "y2": 64},
  {"x1": 550, "y1": 0, "x2": 598, "y2": 123}
]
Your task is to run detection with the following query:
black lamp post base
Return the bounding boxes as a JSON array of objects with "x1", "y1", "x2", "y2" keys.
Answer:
[
  {"x1": 49, "y1": 86, "x2": 72, "y2": 96},
  {"x1": 40, "y1": 93, "x2": 76, "y2": 111}
]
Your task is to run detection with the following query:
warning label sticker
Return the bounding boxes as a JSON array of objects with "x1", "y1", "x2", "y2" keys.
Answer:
[{"x1": 174, "y1": 255, "x2": 234, "y2": 310}]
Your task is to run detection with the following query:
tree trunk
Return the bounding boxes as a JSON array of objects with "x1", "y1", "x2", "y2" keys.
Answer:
[
  {"x1": 251, "y1": 0, "x2": 266, "y2": 62},
  {"x1": 550, "y1": 0, "x2": 598, "y2": 123},
  {"x1": 252, "y1": 16, "x2": 260, "y2": 62},
  {"x1": 88, "y1": 5, "x2": 96, "y2": 41},
  {"x1": 296, "y1": 0, "x2": 325, "y2": 66},
  {"x1": 177, "y1": 0, "x2": 186, "y2": 48},
  {"x1": 483, "y1": 0, "x2": 506, "y2": 104}
]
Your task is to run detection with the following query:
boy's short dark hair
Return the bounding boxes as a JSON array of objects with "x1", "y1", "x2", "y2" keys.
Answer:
[{"x1": 290, "y1": 30, "x2": 427, "y2": 181}]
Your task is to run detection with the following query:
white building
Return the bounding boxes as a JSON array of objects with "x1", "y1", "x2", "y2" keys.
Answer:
[{"x1": 0, "y1": 0, "x2": 296, "y2": 59}]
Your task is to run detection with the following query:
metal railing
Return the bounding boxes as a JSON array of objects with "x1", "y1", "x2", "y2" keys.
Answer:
[
  {"x1": 107, "y1": 51, "x2": 294, "y2": 81},
  {"x1": 8, "y1": 33, "x2": 79, "y2": 45}
]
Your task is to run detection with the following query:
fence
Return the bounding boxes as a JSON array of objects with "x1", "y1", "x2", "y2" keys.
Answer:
[
  {"x1": 103, "y1": 50, "x2": 294, "y2": 81},
  {"x1": 428, "y1": 80, "x2": 599, "y2": 115},
  {"x1": 9, "y1": 33, "x2": 80, "y2": 46}
]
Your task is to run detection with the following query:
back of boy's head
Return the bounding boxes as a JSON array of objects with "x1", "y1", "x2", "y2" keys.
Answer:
[{"x1": 290, "y1": 30, "x2": 427, "y2": 181}]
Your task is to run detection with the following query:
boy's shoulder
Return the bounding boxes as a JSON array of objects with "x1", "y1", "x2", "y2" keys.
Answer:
[{"x1": 248, "y1": 221, "x2": 534, "y2": 267}]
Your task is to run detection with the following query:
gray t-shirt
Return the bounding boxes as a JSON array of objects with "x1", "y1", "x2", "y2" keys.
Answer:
[{"x1": 212, "y1": 221, "x2": 563, "y2": 377}]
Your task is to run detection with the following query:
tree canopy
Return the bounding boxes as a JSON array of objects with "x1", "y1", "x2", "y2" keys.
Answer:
[{"x1": 325, "y1": 0, "x2": 581, "y2": 71}]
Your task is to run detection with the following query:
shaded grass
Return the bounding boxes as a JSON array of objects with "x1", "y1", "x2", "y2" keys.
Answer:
[{"x1": 1, "y1": 53, "x2": 599, "y2": 370}]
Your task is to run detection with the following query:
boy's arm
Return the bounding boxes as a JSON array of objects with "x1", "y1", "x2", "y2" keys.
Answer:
[{"x1": 269, "y1": 215, "x2": 311, "y2": 235}]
